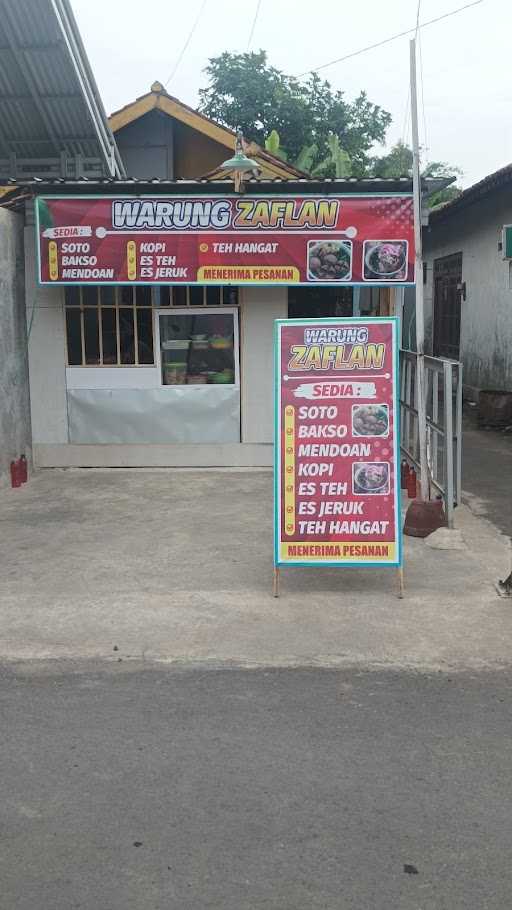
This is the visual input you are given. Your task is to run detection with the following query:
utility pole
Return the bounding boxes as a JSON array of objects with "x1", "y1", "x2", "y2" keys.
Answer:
[{"x1": 409, "y1": 37, "x2": 429, "y2": 501}]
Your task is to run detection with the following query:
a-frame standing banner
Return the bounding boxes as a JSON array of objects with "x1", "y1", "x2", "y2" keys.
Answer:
[{"x1": 274, "y1": 317, "x2": 402, "y2": 569}]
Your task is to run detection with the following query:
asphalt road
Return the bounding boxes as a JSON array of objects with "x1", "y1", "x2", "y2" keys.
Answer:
[{"x1": 2, "y1": 662, "x2": 512, "y2": 910}]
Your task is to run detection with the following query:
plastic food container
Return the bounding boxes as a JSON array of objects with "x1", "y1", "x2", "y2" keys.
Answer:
[
  {"x1": 210, "y1": 337, "x2": 231, "y2": 350},
  {"x1": 164, "y1": 363, "x2": 187, "y2": 385},
  {"x1": 162, "y1": 340, "x2": 191, "y2": 351},
  {"x1": 212, "y1": 369, "x2": 234, "y2": 384}
]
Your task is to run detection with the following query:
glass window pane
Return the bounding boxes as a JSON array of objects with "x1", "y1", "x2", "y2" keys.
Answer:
[
  {"x1": 119, "y1": 308, "x2": 135, "y2": 363},
  {"x1": 65, "y1": 286, "x2": 80, "y2": 307},
  {"x1": 83, "y1": 308, "x2": 100, "y2": 364},
  {"x1": 120, "y1": 286, "x2": 133, "y2": 306},
  {"x1": 82, "y1": 286, "x2": 98, "y2": 307},
  {"x1": 136, "y1": 286, "x2": 152, "y2": 307},
  {"x1": 171, "y1": 286, "x2": 187, "y2": 307},
  {"x1": 288, "y1": 286, "x2": 353, "y2": 318},
  {"x1": 206, "y1": 286, "x2": 220, "y2": 306},
  {"x1": 334, "y1": 288, "x2": 353, "y2": 317},
  {"x1": 222, "y1": 286, "x2": 238, "y2": 306},
  {"x1": 159, "y1": 287, "x2": 171, "y2": 306},
  {"x1": 66, "y1": 309, "x2": 82, "y2": 364},
  {"x1": 101, "y1": 308, "x2": 118, "y2": 365},
  {"x1": 159, "y1": 312, "x2": 235, "y2": 385},
  {"x1": 137, "y1": 309, "x2": 154, "y2": 364},
  {"x1": 99, "y1": 286, "x2": 115, "y2": 306},
  {"x1": 189, "y1": 286, "x2": 204, "y2": 306}
]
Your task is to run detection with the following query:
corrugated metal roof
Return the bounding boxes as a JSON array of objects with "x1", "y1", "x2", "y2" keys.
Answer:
[
  {"x1": 0, "y1": 174, "x2": 449, "y2": 197},
  {"x1": 428, "y1": 162, "x2": 512, "y2": 224},
  {"x1": 0, "y1": 175, "x2": 453, "y2": 213},
  {"x1": 2, "y1": 175, "x2": 416, "y2": 186},
  {"x1": 0, "y1": 0, "x2": 124, "y2": 176}
]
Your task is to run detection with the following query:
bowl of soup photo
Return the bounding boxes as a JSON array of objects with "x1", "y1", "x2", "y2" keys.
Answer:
[
  {"x1": 352, "y1": 404, "x2": 389, "y2": 437},
  {"x1": 307, "y1": 240, "x2": 352, "y2": 281},
  {"x1": 363, "y1": 240, "x2": 408, "y2": 280},
  {"x1": 353, "y1": 461, "x2": 390, "y2": 495}
]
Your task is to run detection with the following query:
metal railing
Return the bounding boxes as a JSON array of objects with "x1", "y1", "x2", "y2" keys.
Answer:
[{"x1": 400, "y1": 350, "x2": 463, "y2": 527}]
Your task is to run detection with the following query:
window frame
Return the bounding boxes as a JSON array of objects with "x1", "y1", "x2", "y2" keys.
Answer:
[
  {"x1": 155, "y1": 306, "x2": 240, "y2": 389},
  {"x1": 64, "y1": 286, "x2": 155, "y2": 368},
  {"x1": 156, "y1": 286, "x2": 238, "y2": 307}
]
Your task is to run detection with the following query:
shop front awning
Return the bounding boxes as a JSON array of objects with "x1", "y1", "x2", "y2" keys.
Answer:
[{"x1": 0, "y1": 0, "x2": 124, "y2": 180}]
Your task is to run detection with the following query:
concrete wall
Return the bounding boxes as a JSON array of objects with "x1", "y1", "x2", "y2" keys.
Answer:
[
  {"x1": 0, "y1": 208, "x2": 31, "y2": 486},
  {"x1": 423, "y1": 187, "x2": 512, "y2": 393},
  {"x1": 25, "y1": 225, "x2": 69, "y2": 444},
  {"x1": 241, "y1": 286, "x2": 287, "y2": 444}
]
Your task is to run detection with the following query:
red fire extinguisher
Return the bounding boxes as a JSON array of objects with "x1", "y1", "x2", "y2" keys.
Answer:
[
  {"x1": 406, "y1": 466, "x2": 418, "y2": 499},
  {"x1": 400, "y1": 460, "x2": 409, "y2": 490},
  {"x1": 18, "y1": 455, "x2": 28, "y2": 484},
  {"x1": 10, "y1": 460, "x2": 22, "y2": 488}
]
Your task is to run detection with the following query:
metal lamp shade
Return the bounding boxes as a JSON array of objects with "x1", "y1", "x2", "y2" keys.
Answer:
[{"x1": 220, "y1": 151, "x2": 260, "y2": 174}]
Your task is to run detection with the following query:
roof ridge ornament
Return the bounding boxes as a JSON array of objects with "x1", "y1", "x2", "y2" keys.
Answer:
[{"x1": 151, "y1": 81, "x2": 165, "y2": 93}]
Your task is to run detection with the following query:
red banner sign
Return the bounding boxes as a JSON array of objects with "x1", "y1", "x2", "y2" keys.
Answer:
[
  {"x1": 36, "y1": 195, "x2": 414, "y2": 285},
  {"x1": 274, "y1": 318, "x2": 401, "y2": 567}
]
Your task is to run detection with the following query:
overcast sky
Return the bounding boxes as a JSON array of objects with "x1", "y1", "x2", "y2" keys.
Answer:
[{"x1": 71, "y1": 0, "x2": 508, "y2": 188}]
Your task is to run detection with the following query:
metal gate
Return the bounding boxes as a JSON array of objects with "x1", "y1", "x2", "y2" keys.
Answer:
[{"x1": 400, "y1": 350, "x2": 463, "y2": 528}]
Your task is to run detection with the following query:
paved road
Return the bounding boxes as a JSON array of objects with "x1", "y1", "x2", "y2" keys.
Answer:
[{"x1": 2, "y1": 662, "x2": 512, "y2": 910}]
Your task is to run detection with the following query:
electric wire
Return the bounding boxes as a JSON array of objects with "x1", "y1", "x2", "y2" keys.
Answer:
[
  {"x1": 165, "y1": 0, "x2": 208, "y2": 87},
  {"x1": 246, "y1": 0, "x2": 262, "y2": 51},
  {"x1": 296, "y1": 0, "x2": 483, "y2": 77}
]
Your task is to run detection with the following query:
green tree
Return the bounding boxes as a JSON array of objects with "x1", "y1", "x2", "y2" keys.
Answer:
[
  {"x1": 198, "y1": 50, "x2": 391, "y2": 177},
  {"x1": 371, "y1": 141, "x2": 463, "y2": 206},
  {"x1": 264, "y1": 130, "x2": 350, "y2": 177},
  {"x1": 423, "y1": 159, "x2": 463, "y2": 207},
  {"x1": 371, "y1": 140, "x2": 413, "y2": 177}
]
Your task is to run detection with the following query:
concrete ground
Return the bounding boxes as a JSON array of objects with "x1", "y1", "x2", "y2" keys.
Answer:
[
  {"x1": 0, "y1": 467, "x2": 510, "y2": 669},
  {"x1": 2, "y1": 467, "x2": 512, "y2": 909},
  {"x1": 462, "y1": 410, "x2": 512, "y2": 538}
]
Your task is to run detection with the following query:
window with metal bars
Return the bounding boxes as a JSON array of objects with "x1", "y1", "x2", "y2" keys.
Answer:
[
  {"x1": 158, "y1": 286, "x2": 238, "y2": 307},
  {"x1": 65, "y1": 286, "x2": 155, "y2": 367},
  {"x1": 65, "y1": 286, "x2": 239, "y2": 366}
]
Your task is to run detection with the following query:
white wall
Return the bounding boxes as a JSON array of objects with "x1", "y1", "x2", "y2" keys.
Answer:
[
  {"x1": 26, "y1": 242, "x2": 285, "y2": 461},
  {"x1": 25, "y1": 225, "x2": 69, "y2": 444},
  {"x1": 66, "y1": 366, "x2": 160, "y2": 389},
  {"x1": 241, "y1": 286, "x2": 288, "y2": 444},
  {"x1": 423, "y1": 187, "x2": 512, "y2": 393}
]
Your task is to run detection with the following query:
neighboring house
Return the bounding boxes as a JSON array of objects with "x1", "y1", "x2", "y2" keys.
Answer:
[
  {"x1": 0, "y1": 0, "x2": 122, "y2": 485},
  {"x1": 108, "y1": 82, "x2": 306, "y2": 182},
  {"x1": 420, "y1": 165, "x2": 512, "y2": 399}
]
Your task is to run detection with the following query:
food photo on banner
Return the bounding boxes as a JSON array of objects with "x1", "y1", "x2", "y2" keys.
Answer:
[
  {"x1": 36, "y1": 195, "x2": 415, "y2": 286},
  {"x1": 274, "y1": 318, "x2": 402, "y2": 569}
]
